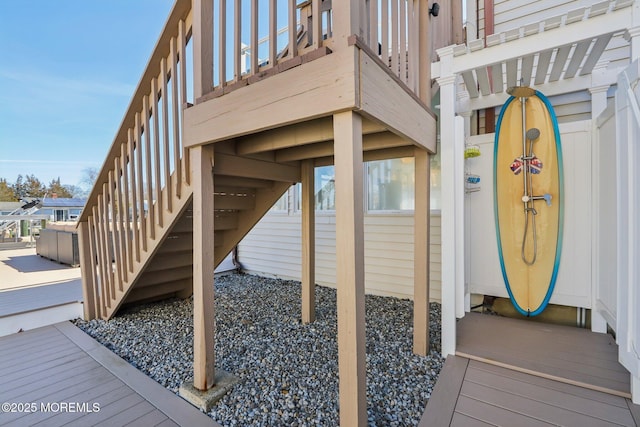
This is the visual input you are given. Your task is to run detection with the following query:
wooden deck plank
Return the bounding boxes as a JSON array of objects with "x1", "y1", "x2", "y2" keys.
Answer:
[
  {"x1": 126, "y1": 408, "x2": 174, "y2": 426},
  {"x1": 627, "y1": 399, "x2": 640, "y2": 426},
  {"x1": 469, "y1": 360, "x2": 630, "y2": 408},
  {"x1": 55, "y1": 322, "x2": 219, "y2": 427},
  {"x1": 461, "y1": 380, "x2": 632, "y2": 427},
  {"x1": 0, "y1": 351, "x2": 87, "y2": 386},
  {"x1": 0, "y1": 358, "x2": 100, "y2": 401},
  {"x1": 156, "y1": 418, "x2": 182, "y2": 427},
  {"x1": 457, "y1": 313, "x2": 630, "y2": 396},
  {"x1": 0, "y1": 280, "x2": 82, "y2": 317},
  {"x1": 419, "y1": 355, "x2": 469, "y2": 426},
  {"x1": 450, "y1": 412, "x2": 495, "y2": 426},
  {"x1": 93, "y1": 400, "x2": 157, "y2": 427},
  {"x1": 62, "y1": 391, "x2": 145, "y2": 427},
  {"x1": 29, "y1": 378, "x2": 124, "y2": 426},
  {"x1": 464, "y1": 364, "x2": 636, "y2": 425},
  {"x1": 0, "y1": 324, "x2": 219, "y2": 427},
  {"x1": 0, "y1": 333, "x2": 69, "y2": 357},
  {"x1": 455, "y1": 395, "x2": 555, "y2": 426}
]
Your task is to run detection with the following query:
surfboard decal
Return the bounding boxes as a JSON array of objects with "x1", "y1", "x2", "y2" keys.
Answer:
[{"x1": 493, "y1": 91, "x2": 563, "y2": 316}]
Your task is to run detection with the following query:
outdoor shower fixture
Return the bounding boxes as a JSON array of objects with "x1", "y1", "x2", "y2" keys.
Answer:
[{"x1": 507, "y1": 86, "x2": 553, "y2": 266}]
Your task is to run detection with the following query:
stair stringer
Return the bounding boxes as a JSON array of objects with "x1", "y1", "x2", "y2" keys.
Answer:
[{"x1": 103, "y1": 179, "x2": 194, "y2": 319}]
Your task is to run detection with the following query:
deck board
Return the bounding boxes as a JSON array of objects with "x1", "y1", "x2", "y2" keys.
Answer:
[
  {"x1": 420, "y1": 314, "x2": 640, "y2": 426},
  {"x1": 0, "y1": 280, "x2": 82, "y2": 317},
  {"x1": 0, "y1": 323, "x2": 219, "y2": 427},
  {"x1": 456, "y1": 312, "x2": 630, "y2": 396}
]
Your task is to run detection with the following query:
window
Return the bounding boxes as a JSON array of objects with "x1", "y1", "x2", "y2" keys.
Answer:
[
  {"x1": 314, "y1": 166, "x2": 335, "y2": 210},
  {"x1": 367, "y1": 158, "x2": 415, "y2": 211}
]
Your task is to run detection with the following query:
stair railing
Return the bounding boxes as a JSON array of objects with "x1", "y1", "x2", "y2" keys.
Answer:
[{"x1": 78, "y1": 0, "x2": 193, "y2": 319}]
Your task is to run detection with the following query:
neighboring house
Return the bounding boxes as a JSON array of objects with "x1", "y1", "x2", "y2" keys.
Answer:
[{"x1": 38, "y1": 197, "x2": 86, "y2": 222}]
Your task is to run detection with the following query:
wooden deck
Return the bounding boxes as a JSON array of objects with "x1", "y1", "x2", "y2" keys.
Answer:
[
  {"x1": 0, "y1": 322, "x2": 219, "y2": 427},
  {"x1": 420, "y1": 313, "x2": 640, "y2": 426}
]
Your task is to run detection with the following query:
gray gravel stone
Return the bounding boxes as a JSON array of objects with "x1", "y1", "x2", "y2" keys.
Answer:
[{"x1": 74, "y1": 273, "x2": 443, "y2": 426}]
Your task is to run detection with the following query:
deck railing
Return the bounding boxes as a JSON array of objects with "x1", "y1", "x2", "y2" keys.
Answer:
[
  {"x1": 361, "y1": 0, "x2": 428, "y2": 98},
  {"x1": 78, "y1": 0, "x2": 193, "y2": 318}
]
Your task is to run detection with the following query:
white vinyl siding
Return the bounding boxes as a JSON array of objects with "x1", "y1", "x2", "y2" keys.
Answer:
[{"x1": 238, "y1": 212, "x2": 442, "y2": 302}]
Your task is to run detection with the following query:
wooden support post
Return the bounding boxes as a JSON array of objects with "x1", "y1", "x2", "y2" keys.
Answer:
[
  {"x1": 77, "y1": 221, "x2": 97, "y2": 320},
  {"x1": 333, "y1": 111, "x2": 367, "y2": 427},
  {"x1": 192, "y1": 144, "x2": 216, "y2": 391},
  {"x1": 301, "y1": 159, "x2": 316, "y2": 324},
  {"x1": 413, "y1": 147, "x2": 430, "y2": 355}
]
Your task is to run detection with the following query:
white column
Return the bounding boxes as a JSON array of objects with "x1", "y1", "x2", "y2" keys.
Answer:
[
  {"x1": 590, "y1": 84, "x2": 610, "y2": 334},
  {"x1": 438, "y1": 69, "x2": 458, "y2": 357}
]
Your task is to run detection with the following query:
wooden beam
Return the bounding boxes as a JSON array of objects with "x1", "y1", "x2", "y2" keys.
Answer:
[
  {"x1": 301, "y1": 159, "x2": 316, "y2": 324},
  {"x1": 358, "y1": 49, "x2": 437, "y2": 153},
  {"x1": 183, "y1": 47, "x2": 358, "y2": 148},
  {"x1": 236, "y1": 117, "x2": 387, "y2": 156},
  {"x1": 413, "y1": 147, "x2": 430, "y2": 356},
  {"x1": 363, "y1": 146, "x2": 415, "y2": 162},
  {"x1": 213, "y1": 152, "x2": 301, "y2": 182},
  {"x1": 275, "y1": 131, "x2": 410, "y2": 162},
  {"x1": 191, "y1": 144, "x2": 216, "y2": 391},
  {"x1": 333, "y1": 111, "x2": 367, "y2": 426}
]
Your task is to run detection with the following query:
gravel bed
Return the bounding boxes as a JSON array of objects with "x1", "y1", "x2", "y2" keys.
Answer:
[{"x1": 74, "y1": 273, "x2": 443, "y2": 426}]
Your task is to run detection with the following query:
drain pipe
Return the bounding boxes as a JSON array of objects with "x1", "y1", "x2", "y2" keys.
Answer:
[{"x1": 232, "y1": 245, "x2": 244, "y2": 273}]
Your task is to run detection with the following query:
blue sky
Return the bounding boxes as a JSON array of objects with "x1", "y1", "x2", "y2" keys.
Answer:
[{"x1": 0, "y1": 1, "x2": 174, "y2": 187}]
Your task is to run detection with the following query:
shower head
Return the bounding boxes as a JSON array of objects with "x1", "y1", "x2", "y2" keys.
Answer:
[
  {"x1": 526, "y1": 128, "x2": 540, "y2": 141},
  {"x1": 507, "y1": 86, "x2": 536, "y2": 98}
]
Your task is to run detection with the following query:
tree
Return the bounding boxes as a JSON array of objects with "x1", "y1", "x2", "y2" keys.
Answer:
[
  {"x1": 22, "y1": 174, "x2": 46, "y2": 198},
  {"x1": 0, "y1": 179, "x2": 17, "y2": 201},
  {"x1": 48, "y1": 178, "x2": 74, "y2": 198}
]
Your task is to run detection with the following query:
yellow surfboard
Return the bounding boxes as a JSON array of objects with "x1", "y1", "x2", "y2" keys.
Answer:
[{"x1": 494, "y1": 88, "x2": 563, "y2": 316}]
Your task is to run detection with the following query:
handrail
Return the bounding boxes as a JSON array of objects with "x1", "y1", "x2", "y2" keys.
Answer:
[{"x1": 78, "y1": 0, "x2": 192, "y2": 224}]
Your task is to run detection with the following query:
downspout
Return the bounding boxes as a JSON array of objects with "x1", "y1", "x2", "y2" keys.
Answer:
[{"x1": 232, "y1": 245, "x2": 244, "y2": 272}]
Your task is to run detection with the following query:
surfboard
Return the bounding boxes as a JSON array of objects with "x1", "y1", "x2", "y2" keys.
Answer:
[{"x1": 494, "y1": 90, "x2": 563, "y2": 317}]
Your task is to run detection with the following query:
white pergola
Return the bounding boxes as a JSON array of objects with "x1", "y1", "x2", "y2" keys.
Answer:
[{"x1": 431, "y1": 0, "x2": 640, "y2": 357}]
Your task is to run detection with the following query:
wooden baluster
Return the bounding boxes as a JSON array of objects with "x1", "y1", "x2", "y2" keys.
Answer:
[
  {"x1": 114, "y1": 157, "x2": 127, "y2": 285},
  {"x1": 128, "y1": 128, "x2": 140, "y2": 262},
  {"x1": 151, "y1": 78, "x2": 163, "y2": 227},
  {"x1": 179, "y1": 19, "x2": 190, "y2": 185},
  {"x1": 400, "y1": 0, "x2": 407, "y2": 83},
  {"x1": 288, "y1": 0, "x2": 297, "y2": 58},
  {"x1": 171, "y1": 37, "x2": 182, "y2": 199},
  {"x1": 269, "y1": 0, "x2": 277, "y2": 67},
  {"x1": 120, "y1": 143, "x2": 133, "y2": 272},
  {"x1": 101, "y1": 184, "x2": 115, "y2": 303},
  {"x1": 94, "y1": 203, "x2": 109, "y2": 309},
  {"x1": 369, "y1": 0, "x2": 379, "y2": 51},
  {"x1": 143, "y1": 96, "x2": 155, "y2": 241},
  {"x1": 381, "y1": 0, "x2": 389, "y2": 65},
  {"x1": 135, "y1": 113, "x2": 147, "y2": 252},
  {"x1": 78, "y1": 220, "x2": 97, "y2": 320},
  {"x1": 312, "y1": 0, "x2": 322, "y2": 48},
  {"x1": 161, "y1": 58, "x2": 173, "y2": 212},
  {"x1": 108, "y1": 170, "x2": 122, "y2": 292},
  {"x1": 234, "y1": 0, "x2": 242, "y2": 81},
  {"x1": 391, "y1": 0, "x2": 399, "y2": 76},
  {"x1": 219, "y1": 0, "x2": 227, "y2": 87},
  {"x1": 251, "y1": 0, "x2": 258, "y2": 73},
  {"x1": 407, "y1": 0, "x2": 416, "y2": 91},
  {"x1": 88, "y1": 215, "x2": 106, "y2": 317}
]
